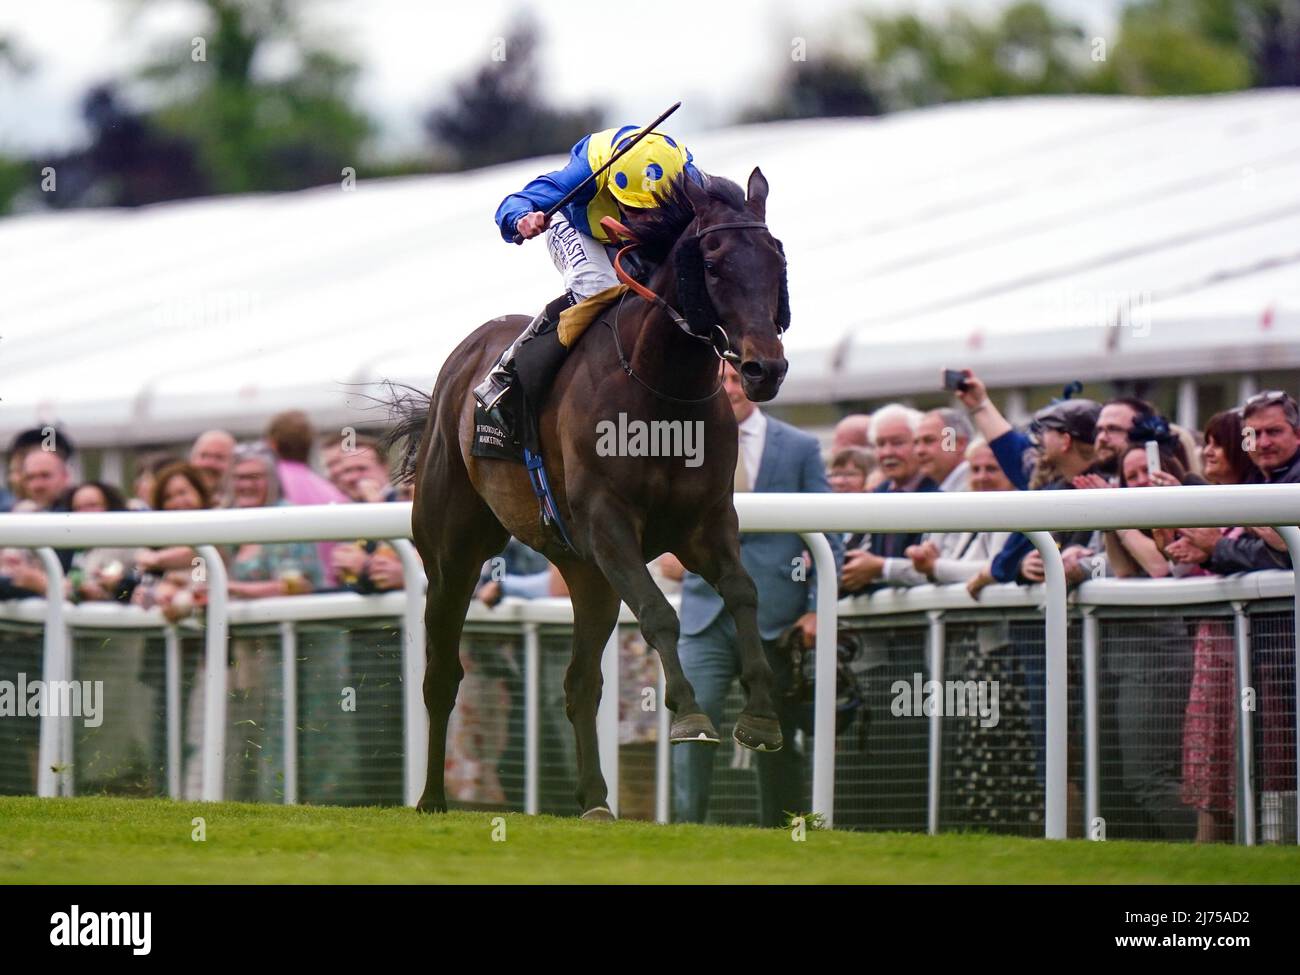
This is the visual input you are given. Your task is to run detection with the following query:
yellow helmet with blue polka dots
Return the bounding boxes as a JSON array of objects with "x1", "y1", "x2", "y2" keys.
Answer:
[{"x1": 604, "y1": 129, "x2": 690, "y2": 210}]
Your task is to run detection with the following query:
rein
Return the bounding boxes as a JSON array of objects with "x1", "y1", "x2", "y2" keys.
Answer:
[{"x1": 604, "y1": 290, "x2": 724, "y2": 405}]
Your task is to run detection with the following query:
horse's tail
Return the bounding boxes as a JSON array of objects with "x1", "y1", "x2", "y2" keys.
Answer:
[{"x1": 373, "y1": 378, "x2": 432, "y2": 485}]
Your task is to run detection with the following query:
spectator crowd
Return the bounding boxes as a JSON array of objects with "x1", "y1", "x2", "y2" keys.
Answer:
[
  {"x1": 829, "y1": 374, "x2": 1300, "y2": 843},
  {"x1": 2, "y1": 374, "x2": 1297, "y2": 839},
  {"x1": 1, "y1": 411, "x2": 418, "y2": 609}
]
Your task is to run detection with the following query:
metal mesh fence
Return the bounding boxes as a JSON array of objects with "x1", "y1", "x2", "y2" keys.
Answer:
[
  {"x1": 69, "y1": 628, "x2": 167, "y2": 797},
  {"x1": 444, "y1": 627, "x2": 526, "y2": 813},
  {"x1": 1097, "y1": 609, "x2": 1205, "y2": 842},
  {"x1": 219, "y1": 625, "x2": 289, "y2": 803},
  {"x1": 1172, "y1": 609, "x2": 1237, "y2": 844},
  {"x1": 828, "y1": 620, "x2": 929, "y2": 831},
  {"x1": 536, "y1": 626, "x2": 579, "y2": 816},
  {"x1": 0, "y1": 622, "x2": 42, "y2": 796},
  {"x1": 938, "y1": 618, "x2": 1057, "y2": 836},
  {"x1": 3, "y1": 598, "x2": 1295, "y2": 846},
  {"x1": 324, "y1": 621, "x2": 404, "y2": 805},
  {"x1": 617, "y1": 626, "x2": 661, "y2": 822},
  {"x1": 176, "y1": 620, "x2": 403, "y2": 806},
  {"x1": 1247, "y1": 608, "x2": 1297, "y2": 845}
]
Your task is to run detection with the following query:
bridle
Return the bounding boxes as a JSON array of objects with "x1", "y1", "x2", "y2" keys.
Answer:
[
  {"x1": 603, "y1": 215, "x2": 774, "y2": 365},
  {"x1": 605, "y1": 290, "x2": 723, "y2": 405}
]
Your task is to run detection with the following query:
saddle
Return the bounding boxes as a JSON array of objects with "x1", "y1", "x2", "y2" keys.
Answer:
[{"x1": 558, "y1": 283, "x2": 629, "y2": 348}]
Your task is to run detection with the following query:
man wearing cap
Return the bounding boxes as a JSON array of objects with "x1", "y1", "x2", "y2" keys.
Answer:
[{"x1": 950, "y1": 372, "x2": 1099, "y2": 587}]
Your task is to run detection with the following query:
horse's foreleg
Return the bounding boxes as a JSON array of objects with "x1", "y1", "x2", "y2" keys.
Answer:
[
  {"x1": 556, "y1": 561, "x2": 621, "y2": 818},
  {"x1": 678, "y1": 512, "x2": 783, "y2": 753},
  {"x1": 585, "y1": 512, "x2": 719, "y2": 745}
]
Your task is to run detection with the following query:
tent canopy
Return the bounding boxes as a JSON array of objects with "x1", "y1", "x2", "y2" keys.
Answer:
[{"x1": 3, "y1": 90, "x2": 1297, "y2": 447}]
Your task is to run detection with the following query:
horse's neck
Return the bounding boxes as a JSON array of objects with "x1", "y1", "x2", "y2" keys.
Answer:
[{"x1": 626, "y1": 263, "x2": 717, "y2": 402}]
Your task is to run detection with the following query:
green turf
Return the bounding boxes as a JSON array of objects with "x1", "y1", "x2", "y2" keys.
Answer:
[{"x1": 2, "y1": 796, "x2": 1298, "y2": 884}]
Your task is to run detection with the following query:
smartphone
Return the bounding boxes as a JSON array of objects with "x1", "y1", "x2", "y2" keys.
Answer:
[
  {"x1": 1145, "y1": 440, "x2": 1162, "y2": 476},
  {"x1": 942, "y1": 369, "x2": 969, "y2": 393}
]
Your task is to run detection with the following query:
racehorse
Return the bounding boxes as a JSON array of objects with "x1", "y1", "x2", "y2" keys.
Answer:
[{"x1": 382, "y1": 168, "x2": 790, "y2": 818}]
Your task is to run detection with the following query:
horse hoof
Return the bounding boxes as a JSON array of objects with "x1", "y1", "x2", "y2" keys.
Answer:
[
  {"x1": 670, "y1": 713, "x2": 721, "y2": 744},
  {"x1": 580, "y1": 806, "x2": 616, "y2": 822},
  {"x1": 416, "y1": 797, "x2": 448, "y2": 814},
  {"x1": 733, "y1": 713, "x2": 783, "y2": 753}
]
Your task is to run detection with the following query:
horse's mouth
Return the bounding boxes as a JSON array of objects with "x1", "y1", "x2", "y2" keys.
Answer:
[
  {"x1": 740, "y1": 357, "x2": 788, "y2": 402},
  {"x1": 742, "y1": 378, "x2": 780, "y2": 403}
]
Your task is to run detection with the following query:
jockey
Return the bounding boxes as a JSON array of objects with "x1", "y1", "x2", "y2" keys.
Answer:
[{"x1": 474, "y1": 124, "x2": 706, "y2": 430}]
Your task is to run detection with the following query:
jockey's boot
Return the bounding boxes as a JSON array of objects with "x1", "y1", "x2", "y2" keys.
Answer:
[
  {"x1": 473, "y1": 293, "x2": 574, "y2": 437},
  {"x1": 473, "y1": 311, "x2": 545, "y2": 428}
]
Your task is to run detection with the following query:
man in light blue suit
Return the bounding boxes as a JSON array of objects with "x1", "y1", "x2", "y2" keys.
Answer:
[{"x1": 673, "y1": 366, "x2": 844, "y2": 826}]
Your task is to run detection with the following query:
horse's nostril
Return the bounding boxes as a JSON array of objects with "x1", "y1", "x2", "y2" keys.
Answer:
[{"x1": 740, "y1": 360, "x2": 766, "y2": 382}]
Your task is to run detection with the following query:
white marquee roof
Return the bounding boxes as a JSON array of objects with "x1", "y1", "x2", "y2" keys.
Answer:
[{"x1": 3, "y1": 89, "x2": 1298, "y2": 448}]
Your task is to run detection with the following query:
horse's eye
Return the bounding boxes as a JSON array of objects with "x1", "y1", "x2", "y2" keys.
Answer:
[{"x1": 703, "y1": 260, "x2": 718, "y2": 276}]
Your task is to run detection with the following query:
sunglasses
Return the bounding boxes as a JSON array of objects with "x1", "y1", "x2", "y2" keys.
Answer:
[{"x1": 1242, "y1": 389, "x2": 1299, "y2": 426}]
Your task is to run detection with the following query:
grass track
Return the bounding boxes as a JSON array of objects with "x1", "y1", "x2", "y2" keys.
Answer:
[{"x1": 2, "y1": 797, "x2": 1298, "y2": 884}]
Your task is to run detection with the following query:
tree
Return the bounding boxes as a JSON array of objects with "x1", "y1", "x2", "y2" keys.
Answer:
[
  {"x1": 739, "y1": 53, "x2": 882, "y2": 123},
  {"x1": 1091, "y1": 0, "x2": 1253, "y2": 94},
  {"x1": 741, "y1": 2, "x2": 1092, "y2": 121},
  {"x1": 1243, "y1": 0, "x2": 1300, "y2": 86},
  {"x1": 867, "y1": 2, "x2": 1091, "y2": 110},
  {"x1": 136, "y1": 0, "x2": 373, "y2": 194},
  {"x1": 0, "y1": 36, "x2": 33, "y2": 214},
  {"x1": 1171, "y1": 0, "x2": 1300, "y2": 87},
  {"x1": 39, "y1": 84, "x2": 209, "y2": 209},
  {"x1": 424, "y1": 14, "x2": 603, "y2": 170},
  {"x1": 738, "y1": 0, "x2": 1292, "y2": 124}
]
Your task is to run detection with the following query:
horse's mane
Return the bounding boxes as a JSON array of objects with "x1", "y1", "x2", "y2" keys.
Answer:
[{"x1": 631, "y1": 172, "x2": 750, "y2": 263}]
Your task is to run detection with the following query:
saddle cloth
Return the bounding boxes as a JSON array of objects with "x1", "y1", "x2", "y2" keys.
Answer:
[{"x1": 470, "y1": 407, "x2": 518, "y2": 462}]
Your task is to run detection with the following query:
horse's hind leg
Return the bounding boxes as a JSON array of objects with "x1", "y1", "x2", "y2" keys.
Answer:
[
  {"x1": 555, "y1": 560, "x2": 622, "y2": 819},
  {"x1": 414, "y1": 550, "x2": 486, "y2": 814},
  {"x1": 412, "y1": 448, "x2": 507, "y2": 814}
]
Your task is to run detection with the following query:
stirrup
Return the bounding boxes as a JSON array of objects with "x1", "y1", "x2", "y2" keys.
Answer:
[
  {"x1": 474, "y1": 371, "x2": 517, "y2": 439},
  {"x1": 474, "y1": 295, "x2": 573, "y2": 436},
  {"x1": 473, "y1": 306, "x2": 552, "y2": 410},
  {"x1": 473, "y1": 367, "x2": 513, "y2": 413}
]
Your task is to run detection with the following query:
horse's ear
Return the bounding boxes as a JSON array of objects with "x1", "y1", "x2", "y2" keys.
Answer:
[
  {"x1": 746, "y1": 167, "x2": 768, "y2": 221},
  {"x1": 674, "y1": 236, "x2": 719, "y2": 336}
]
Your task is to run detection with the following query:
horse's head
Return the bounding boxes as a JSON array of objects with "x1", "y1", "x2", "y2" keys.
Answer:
[
  {"x1": 633, "y1": 169, "x2": 790, "y2": 403},
  {"x1": 678, "y1": 169, "x2": 789, "y2": 402}
]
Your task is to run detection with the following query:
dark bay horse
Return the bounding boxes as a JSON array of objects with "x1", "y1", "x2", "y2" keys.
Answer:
[{"x1": 384, "y1": 169, "x2": 790, "y2": 818}]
